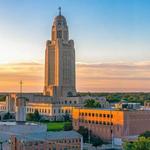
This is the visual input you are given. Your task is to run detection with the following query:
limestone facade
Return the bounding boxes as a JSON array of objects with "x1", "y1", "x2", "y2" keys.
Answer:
[{"x1": 44, "y1": 10, "x2": 76, "y2": 97}]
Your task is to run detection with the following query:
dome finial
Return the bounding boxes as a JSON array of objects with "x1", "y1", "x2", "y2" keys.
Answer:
[{"x1": 58, "y1": 7, "x2": 61, "y2": 16}]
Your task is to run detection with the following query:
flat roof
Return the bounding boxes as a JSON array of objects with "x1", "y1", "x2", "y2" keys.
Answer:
[
  {"x1": 0, "y1": 122, "x2": 37, "y2": 126},
  {"x1": 76, "y1": 107, "x2": 148, "y2": 112},
  {"x1": 15, "y1": 131, "x2": 82, "y2": 142}
]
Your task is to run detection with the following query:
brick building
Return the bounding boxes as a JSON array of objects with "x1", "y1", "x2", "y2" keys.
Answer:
[
  {"x1": 10, "y1": 131, "x2": 82, "y2": 150},
  {"x1": 72, "y1": 108, "x2": 150, "y2": 141}
]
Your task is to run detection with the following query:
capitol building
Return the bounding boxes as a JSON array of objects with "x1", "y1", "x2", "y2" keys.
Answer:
[
  {"x1": 0, "y1": 8, "x2": 90, "y2": 121},
  {"x1": 44, "y1": 7, "x2": 76, "y2": 97}
]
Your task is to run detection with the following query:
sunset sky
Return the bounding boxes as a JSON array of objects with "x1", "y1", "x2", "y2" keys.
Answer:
[{"x1": 0, "y1": 0, "x2": 150, "y2": 92}]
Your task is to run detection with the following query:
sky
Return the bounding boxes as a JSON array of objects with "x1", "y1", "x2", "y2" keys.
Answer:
[{"x1": 0, "y1": 0, "x2": 150, "y2": 92}]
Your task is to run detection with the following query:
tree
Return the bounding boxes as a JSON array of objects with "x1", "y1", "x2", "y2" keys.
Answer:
[
  {"x1": 123, "y1": 137, "x2": 150, "y2": 150},
  {"x1": 26, "y1": 113, "x2": 34, "y2": 121},
  {"x1": 3, "y1": 112, "x2": 12, "y2": 120},
  {"x1": 77, "y1": 126, "x2": 89, "y2": 143},
  {"x1": 26, "y1": 110, "x2": 41, "y2": 122},
  {"x1": 33, "y1": 110, "x2": 41, "y2": 121},
  {"x1": 64, "y1": 122, "x2": 73, "y2": 131},
  {"x1": 140, "y1": 131, "x2": 150, "y2": 138},
  {"x1": 84, "y1": 99, "x2": 101, "y2": 108},
  {"x1": 90, "y1": 134, "x2": 103, "y2": 147},
  {"x1": 64, "y1": 114, "x2": 70, "y2": 121}
]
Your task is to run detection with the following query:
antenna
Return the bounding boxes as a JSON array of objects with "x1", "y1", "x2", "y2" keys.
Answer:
[
  {"x1": 20, "y1": 80, "x2": 23, "y2": 97},
  {"x1": 58, "y1": 7, "x2": 61, "y2": 16}
]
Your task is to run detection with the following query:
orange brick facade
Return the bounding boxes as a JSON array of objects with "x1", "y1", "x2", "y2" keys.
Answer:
[{"x1": 72, "y1": 108, "x2": 150, "y2": 141}]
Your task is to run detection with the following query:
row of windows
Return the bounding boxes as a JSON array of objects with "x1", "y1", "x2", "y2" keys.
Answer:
[
  {"x1": 79, "y1": 119, "x2": 113, "y2": 126},
  {"x1": 0, "y1": 106, "x2": 6, "y2": 110},
  {"x1": 27, "y1": 108, "x2": 71, "y2": 114},
  {"x1": 54, "y1": 138, "x2": 81, "y2": 144},
  {"x1": 23, "y1": 138, "x2": 81, "y2": 147},
  {"x1": 80, "y1": 112, "x2": 113, "y2": 118},
  {"x1": 53, "y1": 109, "x2": 71, "y2": 114},
  {"x1": 49, "y1": 145, "x2": 80, "y2": 150},
  {"x1": 27, "y1": 108, "x2": 50, "y2": 114},
  {"x1": 56, "y1": 100, "x2": 77, "y2": 105}
]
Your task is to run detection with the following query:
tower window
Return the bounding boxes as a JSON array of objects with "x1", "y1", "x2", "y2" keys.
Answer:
[{"x1": 57, "y1": 31, "x2": 62, "y2": 38}]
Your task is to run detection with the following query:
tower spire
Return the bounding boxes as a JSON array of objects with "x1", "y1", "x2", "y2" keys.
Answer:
[{"x1": 58, "y1": 7, "x2": 61, "y2": 16}]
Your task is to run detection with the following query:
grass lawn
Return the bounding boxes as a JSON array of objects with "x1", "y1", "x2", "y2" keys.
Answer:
[{"x1": 43, "y1": 121, "x2": 71, "y2": 131}]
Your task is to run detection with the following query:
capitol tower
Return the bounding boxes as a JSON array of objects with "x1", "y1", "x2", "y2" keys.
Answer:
[{"x1": 44, "y1": 8, "x2": 76, "y2": 97}]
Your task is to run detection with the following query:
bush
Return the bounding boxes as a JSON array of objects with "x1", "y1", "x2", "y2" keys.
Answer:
[
  {"x1": 26, "y1": 110, "x2": 41, "y2": 122},
  {"x1": 3, "y1": 112, "x2": 13, "y2": 120},
  {"x1": 91, "y1": 134, "x2": 104, "y2": 147},
  {"x1": 64, "y1": 122, "x2": 73, "y2": 131}
]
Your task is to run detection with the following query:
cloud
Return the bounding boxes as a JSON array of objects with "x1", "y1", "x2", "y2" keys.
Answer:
[
  {"x1": 0, "y1": 61, "x2": 150, "y2": 92},
  {"x1": 76, "y1": 61, "x2": 150, "y2": 92},
  {"x1": 0, "y1": 62, "x2": 44, "y2": 92}
]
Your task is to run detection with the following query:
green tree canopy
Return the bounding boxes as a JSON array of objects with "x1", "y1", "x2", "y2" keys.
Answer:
[
  {"x1": 3, "y1": 112, "x2": 13, "y2": 120},
  {"x1": 26, "y1": 110, "x2": 41, "y2": 122},
  {"x1": 123, "y1": 137, "x2": 150, "y2": 150},
  {"x1": 140, "y1": 131, "x2": 150, "y2": 138},
  {"x1": 64, "y1": 122, "x2": 73, "y2": 131},
  {"x1": 90, "y1": 134, "x2": 103, "y2": 147},
  {"x1": 84, "y1": 99, "x2": 101, "y2": 108},
  {"x1": 77, "y1": 126, "x2": 89, "y2": 143}
]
